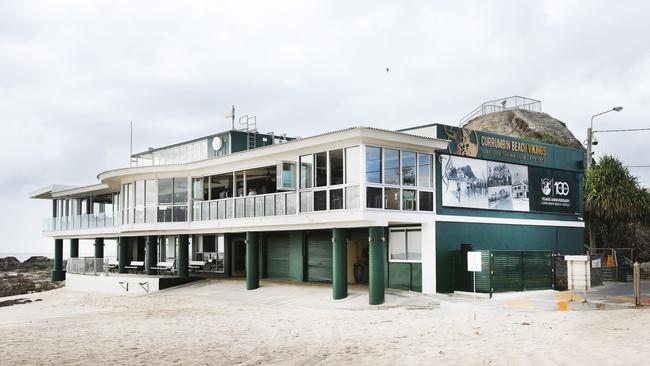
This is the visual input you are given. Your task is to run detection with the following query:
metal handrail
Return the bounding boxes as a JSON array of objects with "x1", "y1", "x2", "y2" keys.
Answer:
[{"x1": 459, "y1": 96, "x2": 542, "y2": 126}]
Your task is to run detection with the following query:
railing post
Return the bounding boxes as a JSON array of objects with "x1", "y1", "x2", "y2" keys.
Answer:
[{"x1": 634, "y1": 262, "x2": 641, "y2": 306}]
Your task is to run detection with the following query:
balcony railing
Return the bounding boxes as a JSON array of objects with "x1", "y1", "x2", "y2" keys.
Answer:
[
  {"x1": 194, "y1": 191, "x2": 297, "y2": 221},
  {"x1": 43, "y1": 212, "x2": 122, "y2": 232},
  {"x1": 66, "y1": 257, "x2": 109, "y2": 275}
]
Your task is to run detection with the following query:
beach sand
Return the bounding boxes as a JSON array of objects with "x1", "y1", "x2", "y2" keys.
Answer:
[{"x1": 0, "y1": 279, "x2": 649, "y2": 365}]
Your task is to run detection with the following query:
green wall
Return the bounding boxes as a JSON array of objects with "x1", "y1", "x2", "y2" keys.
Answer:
[
  {"x1": 435, "y1": 221, "x2": 584, "y2": 293},
  {"x1": 288, "y1": 231, "x2": 305, "y2": 281}
]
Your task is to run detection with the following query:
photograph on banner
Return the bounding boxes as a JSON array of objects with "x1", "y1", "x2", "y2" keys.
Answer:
[
  {"x1": 442, "y1": 154, "x2": 529, "y2": 212},
  {"x1": 440, "y1": 154, "x2": 488, "y2": 209}
]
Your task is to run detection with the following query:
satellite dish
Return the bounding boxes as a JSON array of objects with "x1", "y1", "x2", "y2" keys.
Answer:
[{"x1": 212, "y1": 136, "x2": 223, "y2": 151}]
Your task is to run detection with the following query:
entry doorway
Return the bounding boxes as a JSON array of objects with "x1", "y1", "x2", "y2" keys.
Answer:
[
  {"x1": 231, "y1": 238, "x2": 246, "y2": 277},
  {"x1": 347, "y1": 239, "x2": 369, "y2": 284}
]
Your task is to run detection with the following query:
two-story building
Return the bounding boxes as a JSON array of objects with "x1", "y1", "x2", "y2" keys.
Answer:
[{"x1": 30, "y1": 122, "x2": 585, "y2": 304}]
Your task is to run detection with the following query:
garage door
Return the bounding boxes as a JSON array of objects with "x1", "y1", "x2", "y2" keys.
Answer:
[
  {"x1": 266, "y1": 233, "x2": 290, "y2": 279},
  {"x1": 307, "y1": 231, "x2": 332, "y2": 282},
  {"x1": 491, "y1": 251, "x2": 553, "y2": 292}
]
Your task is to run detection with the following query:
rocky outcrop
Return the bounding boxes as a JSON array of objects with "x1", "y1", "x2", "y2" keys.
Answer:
[
  {"x1": 0, "y1": 256, "x2": 63, "y2": 298},
  {"x1": 464, "y1": 109, "x2": 584, "y2": 149}
]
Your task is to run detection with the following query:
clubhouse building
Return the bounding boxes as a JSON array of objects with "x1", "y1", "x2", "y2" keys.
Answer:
[{"x1": 30, "y1": 121, "x2": 585, "y2": 304}]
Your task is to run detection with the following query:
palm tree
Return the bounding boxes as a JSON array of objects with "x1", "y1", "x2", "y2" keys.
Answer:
[{"x1": 584, "y1": 156, "x2": 650, "y2": 248}]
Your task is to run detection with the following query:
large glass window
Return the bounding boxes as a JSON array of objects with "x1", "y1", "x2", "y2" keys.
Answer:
[
  {"x1": 314, "y1": 190, "x2": 327, "y2": 211},
  {"x1": 299, "y1": 154, "x2": 313, "y2": 189},
  {"x1": 145, "y1": 180, "x2": 157, "y2": 206},
  {"x1": 385, "y1": 188, "x2": 400, "y2": 210},
  {"x1": 384, "y1": 149, "x2": 400, "y2": 185},
  {"x1": 366, "y1": 147, "x2": 382, "y2": 183},
  {"x1": 192, "y1": 178, "x2": 204, "y2": 200},
  {"x1": 419, "y1": 191, "x2": 434, "y2": 211},
  {"x1": 366, "y1": 187, "x2": 382, "y2": 208},
  {"x1": 277, "y1": 161, "x2": 296, "y2": 190},
  {"x1": 418, "y1": 154, "x2": 432, "y2": 188},
  {"x1": 346, "y1": 186, "x2": 359, "y2": 209},
  {"x1": 346, "y1": 146, "x2": 360, "y2": 185},
  {"x1": 402, "y1": 151, "x2": 416, "y2": 186},
  {"x1": 330, "y1": 189, "x2": 343, "y2": 210},
  {"x1": 173, "y1": 178, "x2": 188, "y2": 203},
  {"x1": 135, "y1": 180, "x2": 145, "y2": 207},
  {"x1": 403, "y1": 190, "x2": 416, "y2": 211},
  {"x1": 315, "y1": 152, "x2": 327, "y2": 187},
  {"x1": 211, "y1": 174, "x2": 233, "y2": 199},
  {"x1": 158, "y1": 179, "x2": 173, "y2": 204},
  {"x1": 329, "y1": 149, "x2": 344, "y2": 185}
]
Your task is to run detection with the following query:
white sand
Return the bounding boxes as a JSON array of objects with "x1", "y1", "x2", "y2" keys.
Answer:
[{"x1": 1, "y1": 279, "x2": 649, "y2": 365}]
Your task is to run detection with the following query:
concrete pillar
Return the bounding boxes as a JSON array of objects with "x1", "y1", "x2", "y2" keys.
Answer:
[
  {"x1": 146, "y1": 236, "x2": 158, "y2": 275},
  {"x1": 118, "y1": 237, "x2": 127, "y2": 273},
  {"x1": 70, "y1": 238, "x2": 79, "y2": 258},
  {"x1": 369, "y1": 226, "x2": 386, "y2": 305},
  {"x1": 246, "y1": 232, "x2": 259, "y2": 290},
  {"x1": 177, "y1": 235, "x2": 189, "y2": 277},
  {"x1": 94, "y1": 238, "x2": 104, "y2": 258},
  {"x1": 332, "y1": 228, "x2": 347, "y2": 300},
  {"x1": 51, "y1": 239, "x2": 65, "y2": 282}
]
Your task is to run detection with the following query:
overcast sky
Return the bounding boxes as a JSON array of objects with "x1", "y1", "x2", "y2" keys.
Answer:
[{"x1": 1, "y1": 1, "x2": 649, "y2": 255}]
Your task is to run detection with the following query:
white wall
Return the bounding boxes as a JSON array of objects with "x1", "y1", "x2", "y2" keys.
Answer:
[
  {"x1": 420, "y1": 221, "x2": 436, "y2": 294},
  {"x1": 65, "y1": 273, "x2": 160, "y2": 295}
]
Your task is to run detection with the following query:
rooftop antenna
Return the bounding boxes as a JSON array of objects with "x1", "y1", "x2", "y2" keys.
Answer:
[{"x1": 225, "y1": 105, "x2": 235, "y2": 130}]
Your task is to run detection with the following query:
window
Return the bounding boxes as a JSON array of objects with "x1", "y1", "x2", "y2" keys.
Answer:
[
  {"x1": 299, "y1": 154, "x2": 313, "y2": 189},
  {"x1": 158, "y1": 179, "x2": 173, "y2": 204},
  {"x1": 314, "y1": 190, "x2": 327, "y2": 211},
  {"x1": 135, "y1": 180, "x2": 145, "y2": 207},
  {"x1": 346, "y1": 146, "x2": 360, "y2": 185},
  {"x1": 235, "y1": 171, "x2": 245, "y2": 197},
  {"x1": 385, "y1": 188, "x2": 400, "y2": 210},
  {"x1": 173, "y1": 178, "x2": 188, "y2": 203},
  {"x1": 192, "y1": 178, "x2": 204, "y2": 200},
  {"x1": 402, "y1": 189, "x2": 416, "y2": 211},
  {"x1": 402, "y1": 151, "x2": 416, "y2": 186},
  {"x1": 211, "y1": 174, "x2": 233, "y2": 199},
  {"x1": 329, "y1": 149, "x2": 344, "y2": 185},
  {"x1": 418, "y1": 154, "x2": 432, "y2": 188},
  {"x1": 277, "y1": 161, "x2": 296, "y2": 190},
  {"x1": 366, "y1": 147, "x2": 382, "y2": 183},
  {"x1": 366, "y1": 187, "x2": 382, "y2": 208},
  {"x1": 384, "y1": 149, "x2": 400, "y2": 185},
  {"x1": 145, "y1": 180, "x2": 157, "y2": 206},
  {"x1": 315, "y1": 152, "x2": 327, "y2": 187},
  {"x1": 346, "y1": 186, "x2": 359, "y2": 209},
  {"x1": 419, "y1": 191, "x2": 434, "y2": 211},
  {"x1": 300, "y1": 191, "x2": 313, "y2": 212},
  {"x1": 330, "y1": 189, "x2": 343, "y2": 210},
  {"x1": 389, "y1": 228, "x2": 422, "y2": 262}
]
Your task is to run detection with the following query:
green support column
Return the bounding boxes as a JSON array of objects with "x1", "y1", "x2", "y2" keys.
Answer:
[
  {"x1": 146, "y1": 236, "x2": 158, "y2": 275},
  {"x1": 332, "y1": 228, "x2": 348, "y2": 300},
  {"x1": 177, "y1": 235, "x2": 189, "y2": 277},
  {"x1": 118, "y1": 237, "x2": 127, "y2": 273},
  {"x1": 369, "y1": 226, "x2": 386, "y2": 305},
  {"x1": 246, "y1": 232, "x2": 259, "y2": 290},
  {"x1": 70, "y1": 238, "x2": 79, "y2": 258},
  {"x1": 94, "y1": 238, "x2": 104, "y2": 258},
  {"x1": 51, "y1": 239, "x2": 65, "y2": 282}
]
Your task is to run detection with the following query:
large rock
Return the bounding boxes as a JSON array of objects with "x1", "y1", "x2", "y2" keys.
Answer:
[
  {"x1": 464, "y1": 109, "x2": 584, "y2": 149},
  {"x1": 21, "y1": 256, "x2": 55, "y2": 271},
  {"x1": 0, "y1": 257, "x2": 20, "y2": 271}
]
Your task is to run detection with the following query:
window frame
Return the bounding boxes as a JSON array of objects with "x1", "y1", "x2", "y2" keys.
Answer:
[{"x1": 388, "y1": 227, "x2": 422, "y2": 263}]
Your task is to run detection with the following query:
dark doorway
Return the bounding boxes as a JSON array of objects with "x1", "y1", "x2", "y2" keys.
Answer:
[{"x1": 232, "y1": 238, "x2": 246, "y2": 277}]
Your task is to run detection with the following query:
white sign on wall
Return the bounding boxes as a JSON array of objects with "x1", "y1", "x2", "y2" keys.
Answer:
[{"x1": 467, "y1": 251, "x2": 482, "y2": 272}]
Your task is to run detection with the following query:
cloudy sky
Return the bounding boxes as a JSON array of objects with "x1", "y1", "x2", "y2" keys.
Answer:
[{"x1": 1, "y1": 1, "x2": 649, "y2": 255}]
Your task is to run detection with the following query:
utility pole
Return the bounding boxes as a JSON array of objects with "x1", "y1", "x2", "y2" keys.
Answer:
[{"x1": 587, "y1": 107, "x2": 623, "y2": 169}]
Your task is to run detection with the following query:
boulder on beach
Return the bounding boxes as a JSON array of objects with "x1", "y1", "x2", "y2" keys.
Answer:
[
  {"x1": 21, "y1": 256, "x2": 54, "y2": 271},
  {"x1": 0, "y1": 257, "x2": 21, "y2": 271}
]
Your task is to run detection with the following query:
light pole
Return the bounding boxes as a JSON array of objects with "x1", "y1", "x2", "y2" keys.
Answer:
[{"x1": 587, "y1": 106, "x2": 623, "y2": 169}]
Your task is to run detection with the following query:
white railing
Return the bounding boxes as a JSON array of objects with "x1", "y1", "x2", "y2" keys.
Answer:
[
  {"x1": 194, "y1": 191, "x2": 297, "y2": 221},
  {"x1": 43, "y1": 212, "x2": 122, "y2": 232}
]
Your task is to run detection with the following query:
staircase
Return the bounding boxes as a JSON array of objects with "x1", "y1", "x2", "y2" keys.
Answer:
[{"x1": 602, "y1": 266, "x2": 618, "y2": 281}]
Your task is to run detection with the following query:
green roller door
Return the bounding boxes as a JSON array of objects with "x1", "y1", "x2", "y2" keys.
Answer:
[
  {"x1": 307, "y1": 232, "x2": 332, "y2": 282},
  {"x1": 522, "y1": 251, "x2": 553, "y2": 290},
  {"x1": 490, "y1": 251, "x2": 553, "y2": 293},
  {"x1": 266, "y1": 233, "x2": 290, "y2": 279},
  {"x1": 491, "y1": 251, "x2": 523, "y2": 292}
]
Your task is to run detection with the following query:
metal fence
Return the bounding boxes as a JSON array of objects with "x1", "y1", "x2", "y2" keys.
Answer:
[{"x1": 66, "y1": 257, "x2": 108, "y2": 276}]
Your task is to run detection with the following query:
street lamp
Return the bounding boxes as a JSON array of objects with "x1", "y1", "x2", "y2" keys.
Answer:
[{"x1": 587, "y1": 106, "x2": 623, "y2": 169}]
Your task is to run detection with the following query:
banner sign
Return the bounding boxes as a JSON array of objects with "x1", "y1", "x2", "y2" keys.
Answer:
[
  {"x1": 440, "y1": 154, "x2": 579, "y2": 214},
  {"x1": 438, "y1": 125, "x2": 552, "y2": 168}
]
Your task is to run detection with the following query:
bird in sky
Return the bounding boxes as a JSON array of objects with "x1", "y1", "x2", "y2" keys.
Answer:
[{"x1": 386, "y1": 67, "x2": 390, "y2": 73}]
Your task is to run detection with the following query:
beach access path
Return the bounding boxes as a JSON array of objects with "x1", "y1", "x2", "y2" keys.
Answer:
[{"x1": 0, "y1": 279, "x2": 649, "y2": 365}]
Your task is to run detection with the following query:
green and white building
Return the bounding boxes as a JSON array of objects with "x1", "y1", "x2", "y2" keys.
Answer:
[{"x1": 30, "y1": 122, "x2": 585, "y2": 303}]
